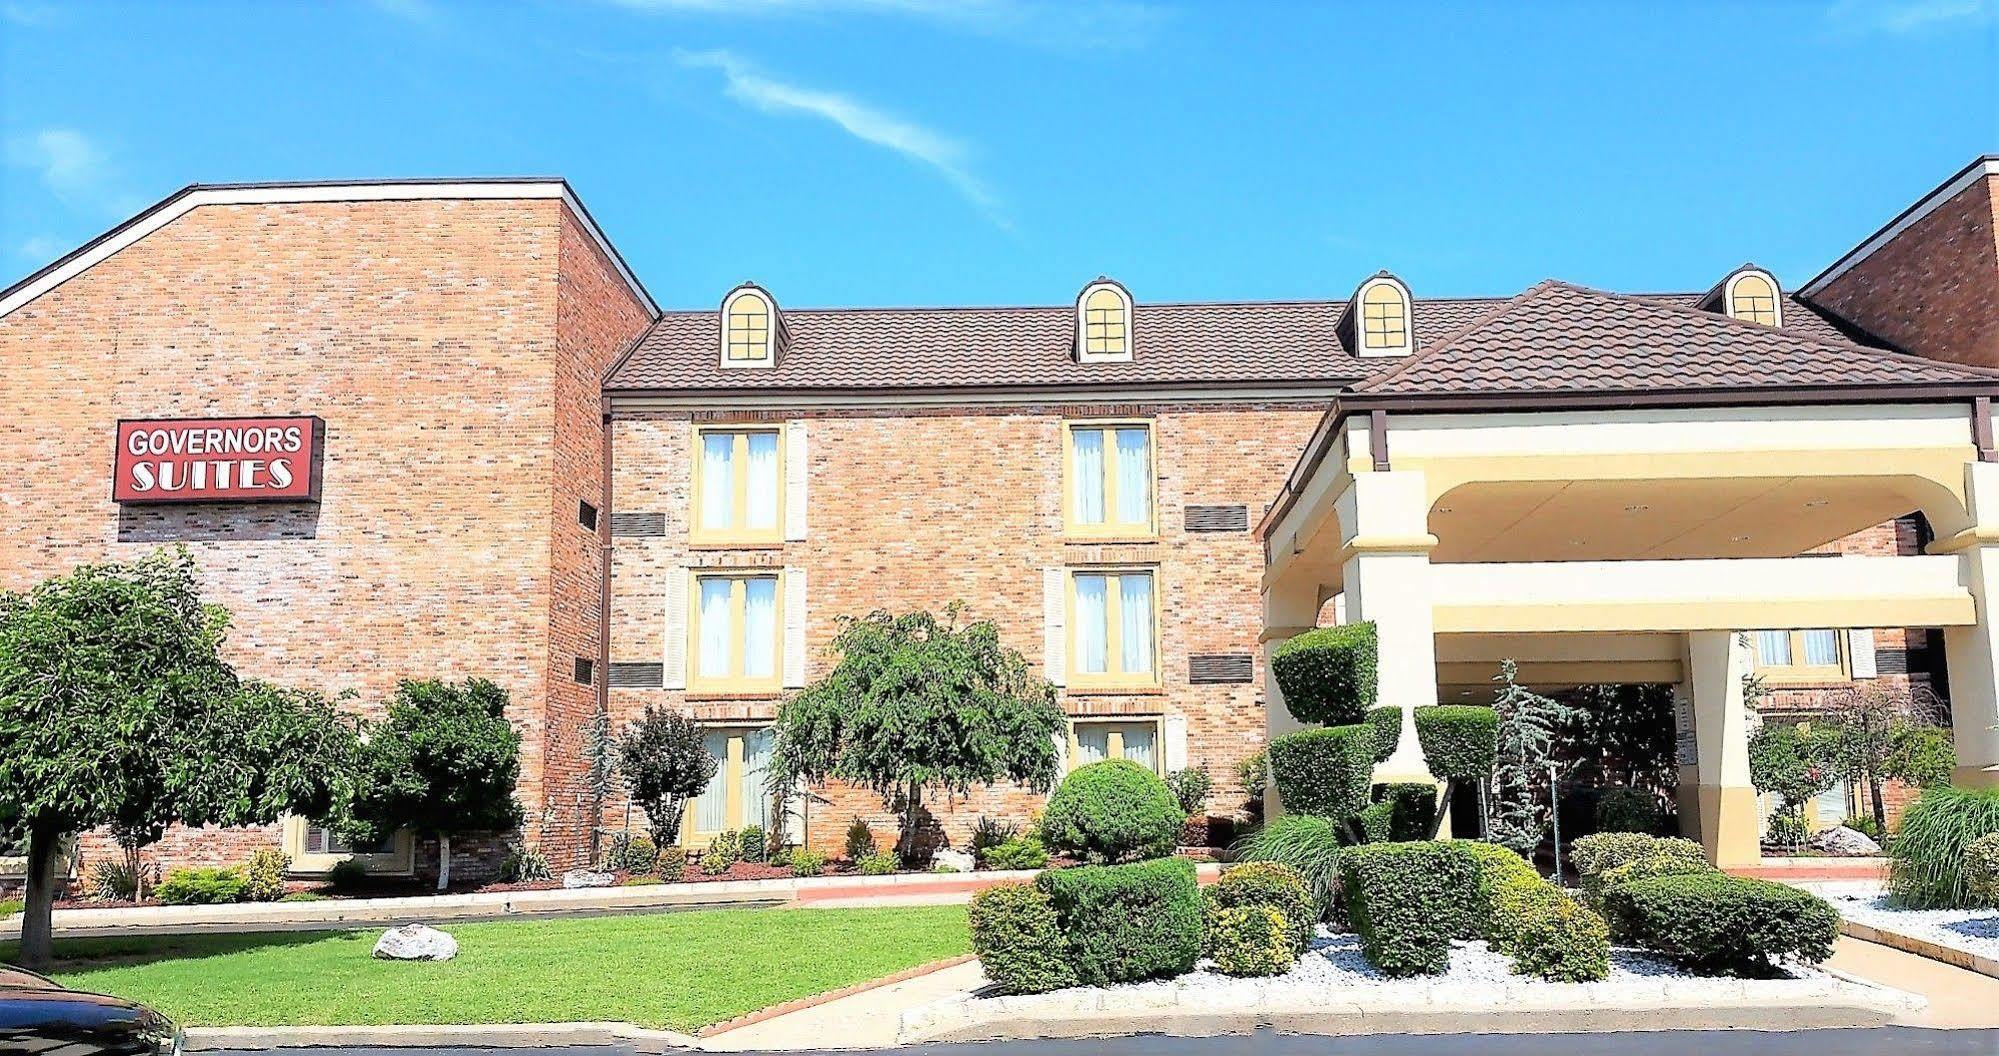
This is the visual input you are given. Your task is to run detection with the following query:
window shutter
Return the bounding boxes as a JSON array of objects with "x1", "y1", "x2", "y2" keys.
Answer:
[
  {"x1": 783, "y1": 567, "x2": 808, "y2": 687},
  {"x1": 1162, "y1": 714, "x2": 1188, "y2": 773},
  {"x1": 1043, "y1": 568, "x2": 1065, "y2": 685},
  {"x1": 784, "y1": 421, "x2": 808, "y2": 541},
  {"x1": 1848, "y1": 628, "x2": 1877, "y2": 679},
  {"x1": 662, "y1": 569, "x2": 689, "y2": 689}
]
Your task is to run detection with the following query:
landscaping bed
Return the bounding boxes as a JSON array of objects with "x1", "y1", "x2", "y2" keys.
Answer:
[
  {"x1": 1811, "y1": 881, "x2": 1999, "y2": 963},
  {"x1": 6, "y1": 904, "x2": 969, "y2": 1032}
]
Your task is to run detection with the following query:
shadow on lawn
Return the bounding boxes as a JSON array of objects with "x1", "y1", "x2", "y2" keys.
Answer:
[{"x1": 3, "y1": 929, "x2": 358, "y2": 972}]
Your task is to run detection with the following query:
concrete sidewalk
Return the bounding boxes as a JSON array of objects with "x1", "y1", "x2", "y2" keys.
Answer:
[{"x1": 1830, "y1": 936, "x2": 1999, "y2": 1028}]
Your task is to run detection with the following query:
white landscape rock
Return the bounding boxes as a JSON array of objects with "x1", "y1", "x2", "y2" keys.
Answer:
[
  {"x1": 1809, "y1": 826, "x2": 1882, "y2": 856},
  {"x1": 562, "y1": 869, "x2": 616, "y2": 889},
  {"x1": 371, "y1": 923, "x2": 458, "y2": 961},
  {"x1": 1814, "y1": 881, "x2": 1999, "y2": 961},
  {"x1": 932, "y1": 850, "x2": 977, "y2": 874}
]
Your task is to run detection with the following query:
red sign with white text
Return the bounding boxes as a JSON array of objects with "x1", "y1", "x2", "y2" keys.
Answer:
[{"x1": 112, "y1": 417, "x2": 325, "y2": 504}]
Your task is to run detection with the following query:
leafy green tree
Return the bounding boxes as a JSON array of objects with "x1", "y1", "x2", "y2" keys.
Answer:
[
  {"x1": 769, "y1": 608, "x2": 1066, "y2": 863},
  {"x1": 0, "y1": 548, "x2": 357, "y2": 970},
  {"x1": 617, "y1": 705, "x2": 718, "y2": 848},
  {"x1": 1815, "y1": 682, "x2": 1952, "y2": 836},
  {"x1": 1748, "y1": 723, "x2": 1835, "y2": 848},
  {"x1": 1490, "y1": 660, "x2": 1573, "y2": 854},
  {"x1": 348, "y1": 678, "x2": 524, "y2": 890}
]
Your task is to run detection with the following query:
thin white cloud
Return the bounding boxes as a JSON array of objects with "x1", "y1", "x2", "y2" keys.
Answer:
[
  {"x1": 1826, "y1": 0, "x2": 1997, "y2": 33},
  {"x1": 1, "y1": 3, "x2": 59, "y2": 26},
  {"x1": 612, "y1": 0, "x2": 1161, "y2": 48},
  {"x1": 16, "y1": 235, "x2": 66, "y2": 262},
  {"x1": 678, "y1": 50, "x2": 1005, "y2": 224},
  {"x1": 5, "y1": 127, "x2": 144, "y2": 219}
]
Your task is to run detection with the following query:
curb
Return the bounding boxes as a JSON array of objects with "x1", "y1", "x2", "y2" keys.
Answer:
[
  {"x1": 1840, "y1": 918, "x2": 1999, "y2": 980},
  {"x1": 184, "y1": 1022, "x2": 700, "y2": 1052},
  {"x1": 698, "y1": 955, "x2": 977, "y2": 1038}
]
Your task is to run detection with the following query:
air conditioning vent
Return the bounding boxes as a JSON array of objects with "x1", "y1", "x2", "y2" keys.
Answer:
[
  {"x1": 1189, "y1": 653, "x2": 1254, "y2": 684},
  {"x1": 608, "y1": 662, "x2": 665, "y2": 688},
  {"x1": 1185, "y1": 504, "x2": 1249, "y2": 533},
  {"x1": 610, "y1": 512, "x2": 667, "y2": 537}
]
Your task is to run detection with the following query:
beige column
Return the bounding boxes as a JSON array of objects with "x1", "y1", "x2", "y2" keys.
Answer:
[
  {"x1": 1261, "y1": 575, "x2": 1322, "y2": 819},
  {"x1": 1681, "y1": 631, "x2": 1758, "y2": 867},
  {"x1": 1946, "y1": 461, "x2": 1999, "y2": 787},
  {"x1": 1336, "y1": 470, "x2": 1440, "y2": 786}
]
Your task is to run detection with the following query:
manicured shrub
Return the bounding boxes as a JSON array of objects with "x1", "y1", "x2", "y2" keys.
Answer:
[
  {"x1": 656, "y1": 846, "x2": 688, "y2": 882},
  {"x1": 702, "y1": 829, "x2": 743, "y2": 875},
  {"x1": 1040, "y1": 760, "x2": 1185, "y2": 864},
  {"x1": 1205, "y1": 861, "x2": 1314, "y2": 954},
  {"x1": 1339, "y1": 841, "x2": 1478, "y2": 976},
  {"x1": 1271, "y1": 623, "x2": 1378, "y2": 725},
  {"x1": 1038, "y1": 856, "x2": 1202, "y2": 985},
  {"x1": 790, "y1": 849, "x2": 828, "y2": 877},
  {"x1": 1454, "y1": 839, "x2": 1544, "y2": 945},
  {"x1": 156, "y1": 866, "x2": 247, "y2": 906},
  {"x1": 1236, "y1": 749, "x2": 1269, "y2": 804},
  {"x1": 1269, "y1": 725, "x2": 1376, "y2": 821},
  {"x1": 1165, "y1": 767, "x2": 1213, "y2": 816},
  {"x1": 1604, "y1": 873, "x2": 1839, "y2": 975},
  {"x1": 969, "y1": 883, "x2": 1079, "y2": 994},
  {"x1": 1359, "y1": 783, "x2": 1438, "y2": 844},
  {"x1": 1966, "y1": 832, "x2": 1999, "y2": 906},
  {"x1": 604, "y1": 832, "x2": 660, "y2": 874},
  {"x1": 242, "y1": 849, "x2": 289, "y2": 902},
  {"x1": 980, "y1": 834, "x2": 1050, "y2": 871},
  {"x1": 1594, "y1": 787, "x2": 1665, "y2": 835},
  {"x1": 738, "y1": 826, "x2": 767, "y2": 864},
  {"x1": 1363, "y1": 706, "x2": 1402, "y2": 763},
  {"x1": 1206, "y1": 905, "x2": 1294, "y2": 977},
  {"x1": 1413, "y1": 706, "x2": 1498, "y2": 781},
  {"x1": 1510, "y1": 894, "x2": 1611, "y2": 982},
  {"x1": 1891, "y1": 785, "x2": 1999, "y2": 908},
  {"x1": 845, "y1": 818, "x2": 876, "y2": 861},
  {"x1": 858, "y1": 851, "x2": 898, "y2": 875},
  {"x1": 1597, "y1": 853, "x2": 1713, "y2": 895},
  {"x1": 1765, "y1": 812, "x2": 1806, "y2": 849},
  {"x1": 1233, "y1": 814, "x2": 1345, "y2": 914},
  {"x1": 325, "y1": 859, "x2": 367, "y2": 891},
  {"x1": 1572, "y1": 832, "x2": 1706, "y2": 901}
]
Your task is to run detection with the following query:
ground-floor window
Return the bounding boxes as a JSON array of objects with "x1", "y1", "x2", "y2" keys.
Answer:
[
  {"x1": 281, "y1": 816, "x2": 414, "y2": 876},
  {"x1": 1069, "y1": 718, "x2": 1161, "y2": 773},
  {"x1": 688, "y1": 725, "x2": 775, "y2": 844},
  {"x1": 1752, "y1": 628, "x2": 1846, "y2": 682}
]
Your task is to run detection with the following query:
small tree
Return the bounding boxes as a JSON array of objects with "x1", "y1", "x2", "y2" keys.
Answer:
[
  {"x1": 769, "y1": 608, "x2": 1066, "y2": 864},
  {"x1": 617, "y1": 706, "x2": 717, "y2": 848},
  {"x1": 1815, "y1": 682, "x2": 1952, "y2": 836},
  {"x1": 349, "y1": 678, "x2": 524, "y2": 891},
  {"x1": 0, "y1": 549, "x2": 358, "y2": 970},
  {"x1": 583, "y1": 705, "x2": 618, "y2": 864},
  {"x1": 1748, "y1": 722, "x2": 1835, "y2": 849},
  {"x1": 1490, "y1": 660, "x2": 1572, "y2": 855}
]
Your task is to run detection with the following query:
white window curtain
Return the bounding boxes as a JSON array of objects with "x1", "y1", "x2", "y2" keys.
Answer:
[
  {"x1": 1074, "y1": 574, "x2": 1109, "y2": 674},
  {"x1": 701, "y1": 433, "x2": 734, "y2": 531},
  {"x1": 698, "y1": 579, "x2": 732, "y2": 678},
  {"x1": 741, "y1": 729, "x2": 774, "y2": 831},
  {"x1": 696, "y1": 730, "x2": 730, "y2": 832},
  {"x1": 1121, "y1": 724, "x2": 1156, "y2": 770},
  {"x1": 1813, "y1": 780, "x2": 1850, "y2": 831},
  {"x1": 1073, "y1": 726, "x2": 1109, "y2": 766},
  {"x1": 1072, "y1": 429, "x2": 1105, "y2": 525},
  {"x1": 745, "y1": 432, "x2": 779, "y2": 530},
  {"x1": 1802, "y1": 630, "x2": 1841, "y2": 667},
  {"x1": 1755, "y1": 630, "x2": 1791, "y2": 666},
  {"x1": 743, "y1": 578, "x2": 777, "y2": 679},
  {"x1": 1114, "y1": 428, "x2": 1149, "y2": 525},
  {"x1": 1120, "y1": 573, "x2": 1154, "y2": 675}
]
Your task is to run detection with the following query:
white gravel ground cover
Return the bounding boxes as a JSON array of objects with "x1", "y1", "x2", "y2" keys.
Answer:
[{"x1": 1813, "y1": 880, "x2": 1999, "y2": 961}]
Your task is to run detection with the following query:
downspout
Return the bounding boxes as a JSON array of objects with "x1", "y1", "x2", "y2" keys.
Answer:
[{"x1": 593, "y1": 397, "x2": 615, "y2": 867}]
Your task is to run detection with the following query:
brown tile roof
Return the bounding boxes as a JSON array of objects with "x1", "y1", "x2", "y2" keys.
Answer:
[
  {"x1": 1353, "y1": 281, "x2": 1999, "y2": 398},
  {"x1": 601, "y1": 286, "x2": 1883, "y2": 396}
]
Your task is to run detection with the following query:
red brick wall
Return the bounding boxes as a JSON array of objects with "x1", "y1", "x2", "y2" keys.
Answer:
[
  {"x1": 0, "y1": 195, "x2": 644, "y2": 884},
  {"x1": 1808, "y1": 174, "x2": 1999, "y2": 368},
  {"x1": 606, "y1": 401, "x2": 1323, "y2": 856}
]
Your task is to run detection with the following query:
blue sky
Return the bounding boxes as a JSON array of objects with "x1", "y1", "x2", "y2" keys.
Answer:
[{"x1": 3, "y1": 0, "x2": 1996, "y2": 309}]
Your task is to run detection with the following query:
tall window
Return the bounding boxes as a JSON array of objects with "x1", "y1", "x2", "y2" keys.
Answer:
[
  {"x1": 1070, "y1": 570, "x2": 1158, "y2": 687},
  {"x1": 690, "y1": 726, "x2": 775, "y2": 843},
  {"x1": 1361, "y1": 281, "x2": 1409, "y2": 351},
  {"x1": 1728, "y1": 272, "x2": 1780, "y2": 327},
  {"x1": 694, "y1": 427, "x2": 782, "y2": 544},
  {"x1": 1070, "y1": 719, "x2": 1160, "y2": 773},
  {"x1": 690, "y1": 573, "x2": 781, "y2": 691},
  {"x1": 1084, "y1": 287, "x2": 1128, "y2": 358},
  {"x1": 1066, "y1": 422, "x2": 1154, "y2": 537},
  {"x1": 724, "y1": 290, "x2": 772, "y2": 363},
  {"x1": 1752, "y1": 628, "x2": 1845, "y2": 683}
]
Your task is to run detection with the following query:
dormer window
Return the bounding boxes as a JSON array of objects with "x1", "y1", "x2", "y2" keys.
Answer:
[
  {"x1": 1353, "y1": 273, "x2": 1413, "y2": 357},
  {"x1": 1075, "y1": 279, "x2": 1133, "y2": 363},
  {"x1": 1725, "y1": 269, "x2": 1782, "y2": 328},
  {"x1": 719, "y1": 284, "x2": 782, "y2": 369}
]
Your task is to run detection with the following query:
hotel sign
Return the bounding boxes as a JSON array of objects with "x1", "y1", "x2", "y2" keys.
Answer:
[{"x1": 112, "y1": 416, "x2": 325, "y2": 504}]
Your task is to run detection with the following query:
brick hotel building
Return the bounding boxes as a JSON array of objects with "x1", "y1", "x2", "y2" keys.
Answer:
[{"x1": 3, "y1": 158, "x2": 1998, "y2": 881}]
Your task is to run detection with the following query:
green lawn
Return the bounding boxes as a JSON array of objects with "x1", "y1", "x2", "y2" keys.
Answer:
[
  {"x1": 7, "y1": 905, "x2": 969, "y2": 1032},
  {"x1": 0, "y1": 899, "x2": 19, "y2": 919}
]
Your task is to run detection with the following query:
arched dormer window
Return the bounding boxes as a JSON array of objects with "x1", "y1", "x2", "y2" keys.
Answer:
[
  {"x1": 1724, "y1": 268, "x2": 1782, "y2": 328},
  {"x1": 719, "y1": 284, "x2": 781, "y2": 368},
  {"x1": 1075, "y1": 278, "x2": 1133, "y2": 363},
  {"x1": 1353, "y1": 273, "x2": 1413, "y2": 357}
]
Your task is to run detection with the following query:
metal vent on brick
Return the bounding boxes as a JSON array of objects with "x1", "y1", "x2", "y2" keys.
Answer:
[
  {"x1": 1185, "y1": 505, "x2": 1250, "y2": 533},
  {"x1": 610, "y1": 511, "x2": 667, "y2": 537},
  {"x1": 1189, "y1": 653, "x2": 1255, "y2": 684},
  {"x1": 608, "y1": 662, "x2": 665, "y2": 688}
]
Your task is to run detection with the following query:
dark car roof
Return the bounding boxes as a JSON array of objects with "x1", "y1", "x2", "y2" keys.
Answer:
[
  {"x1": 0, "y1": 966, "x2": 166, "y2": 1035},
  {"x1": 0, "y1": 966, "x2": 57, "y2": 991}
]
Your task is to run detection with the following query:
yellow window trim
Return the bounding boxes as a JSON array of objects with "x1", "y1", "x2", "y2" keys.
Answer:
[
  {"x1": 1067, "y1": 718, "x2": 1164, "y2": 775},
  {"x1": 1753, "y1": 628, "x2": 1848, "y2": 684},
  {"x1": 690, "y1": 424, "x2": 786, "y2": 546},
  {"x1": 1065, "y1": 567, "x2": 1162, "y2": 690},
  {"x1": 684, "y1": 725, "x2": 774, "y2": 847},
  {"x1": 687, "y1": 571, "x2": 784, "y2": 694},
  {"x1": 1061, "y1": 419, "x2": 1157, "y2": 539},
  {"x1": 280, "y1": 817, "x2": 414, "y2": 877},
  {"x1": 724, "y1": 291, "x2": 774, "y2": 363}
]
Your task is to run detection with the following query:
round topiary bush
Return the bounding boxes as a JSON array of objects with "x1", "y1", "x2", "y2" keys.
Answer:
[
  {"x1": 1205, "y1": 861, "x2": 1315, "y2": 954},
  {"x1": 969, "y1": 883, "x2": 1079, "y2": 994},
  {"x1": 1271, "y1": 623, "x2": 1378, "y2": 726},
  {"x1": 1363, "y1": 705, "x2": 1402, "y2": 763},
  {"x1": 1509, "y1": 895, "x2": 1611, "y2": 983},
  {"x1": 1966, "y1": 832, "x2": 1999, "y2": 907},
  {"x1": 1040, "y1": 759, "x2": 1185, "y2": 864},
  {"x1": 1206, "y1": 904, "x2": 1294, "y2": 977},
  {"x1": 1268, "y1": 725, "x2": 1376, "y2": 821},
  {"x1": 1412, "y1": 706, "x2": 1497, "y2": 781}
]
